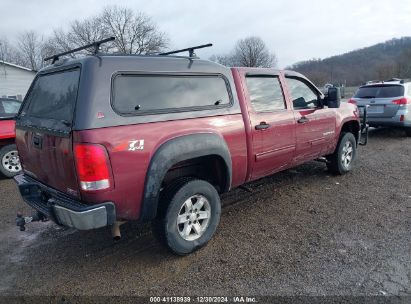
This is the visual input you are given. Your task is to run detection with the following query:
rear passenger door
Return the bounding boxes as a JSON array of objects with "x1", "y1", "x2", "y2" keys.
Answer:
[
  {"x1": 245, "y1": 74, "x2": 296, "y2": 180},
  {"x1": 285, "y1": 76, "x2": 336, "y2": 164}
]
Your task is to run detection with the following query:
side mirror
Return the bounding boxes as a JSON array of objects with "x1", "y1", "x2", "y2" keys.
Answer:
[{"x1": 326, "y1": 87, "x2": 341, "y2": 108}]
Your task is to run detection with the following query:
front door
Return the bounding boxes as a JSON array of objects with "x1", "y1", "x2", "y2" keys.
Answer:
[
  {"x1": 284, "y1": 76, "x2": 336, "y2": 164},
  {"x1": 244, "y1": 74, "x2": 296, "y2": 180}
]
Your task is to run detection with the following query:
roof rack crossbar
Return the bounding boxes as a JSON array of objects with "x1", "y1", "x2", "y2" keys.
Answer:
[
  {"x1": 44, "y1": 37, "x2": 115, "y2": 64},
  {"x1": 385, "y1": 78, "x2": 404, "y2": 83},
  {"x1": 160, "y1": 43, "x2": 213, "y2": 57}
]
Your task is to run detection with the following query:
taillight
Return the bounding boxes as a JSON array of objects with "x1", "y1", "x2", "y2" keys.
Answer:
[
  {"x1": 74, "y1": 143, "x2": 111, "y2": 191},
  {"x1": 392, "y1": 97, "x2": 410, "y2": 105},
  {"x1": 348, "y1": 98, "x2": 357, "y2": 105}
]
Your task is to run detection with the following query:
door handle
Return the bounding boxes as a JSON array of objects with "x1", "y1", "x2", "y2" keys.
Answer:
[
  {"x1": 255, "y1": 122, "x2": 270, "y2": 130},
  {"x1": 297, "y1": 117, "x2": 309, "y2": 124},
  {"x1": 32, "y1": 135, "x2": 43, "y2": 149}
]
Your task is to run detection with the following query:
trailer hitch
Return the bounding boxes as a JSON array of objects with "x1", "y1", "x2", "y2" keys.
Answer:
[
  {"x1": 16, "y1": 211, "x2": 47, "y2": 231},
  {"x1": 359, "y1": 105, "x2": 369, "y2": 146}
]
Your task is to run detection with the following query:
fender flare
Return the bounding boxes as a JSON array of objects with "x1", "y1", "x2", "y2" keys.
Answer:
[
  {"x1": 339, "y1": 118, "x2": 361, "y2": 140},
  {"x1": 140, "y1": 133, "x2": 232, "y2": 221}
]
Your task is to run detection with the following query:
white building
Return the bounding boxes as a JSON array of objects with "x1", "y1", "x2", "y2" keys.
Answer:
[{"x1": 0, "y1": 61, "x2": 36, "y2": 100}]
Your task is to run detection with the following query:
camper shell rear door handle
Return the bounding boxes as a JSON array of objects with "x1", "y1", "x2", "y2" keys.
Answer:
[{"x1": 32, "y1": 135, "x2": 43, "y2": 149}]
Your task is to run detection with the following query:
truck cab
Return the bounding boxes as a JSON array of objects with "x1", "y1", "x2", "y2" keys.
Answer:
[{"x1": 233, "y1": 68, "x2": 351, "y2": 180}]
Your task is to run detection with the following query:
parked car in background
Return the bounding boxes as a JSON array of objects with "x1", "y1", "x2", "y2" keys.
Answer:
[
  {"x1": 349, "y1": 79, "x2": 411, "y2": 136},
  {"x1": 0, "y1": 98, "x2": 22, "y2": 177}
]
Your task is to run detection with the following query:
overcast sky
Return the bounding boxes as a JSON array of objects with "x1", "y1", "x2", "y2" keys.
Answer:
[{"x1": 1, "y1": 0, "x2": 410, "y2": 68}]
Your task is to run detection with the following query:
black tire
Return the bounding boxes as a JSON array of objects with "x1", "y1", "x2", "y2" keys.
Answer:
[
  {"x1": 326, "y1": 132, "x2": 357, "y2": 175},
  {"x1": 405, "y1": 128, "x2": 411, "y2": 137},
  {"x1": 152, "y1": 179, "x2": 221, "y2": 255},
  {"x1": 0, "y1": 144, "x2": 22, "y2": 178}
]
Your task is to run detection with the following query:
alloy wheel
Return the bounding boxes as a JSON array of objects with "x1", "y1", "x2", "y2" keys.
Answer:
[
  {"x1": 1, "y1": 150, "x2": 21, "y2": 173},
  {"x1": 176, "y1": 194, "x2": 211, "y2": 241},
  {"x1": 341, "y1": 141, "x2": 353, "y2": 169}
]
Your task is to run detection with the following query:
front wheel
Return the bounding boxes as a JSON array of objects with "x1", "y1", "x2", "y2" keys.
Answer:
[
  {"x1": 152, "y1": 179, "x2": 221, "y2": 255},
  {"x1": 326, "y1": 132, "x2": 357, "y2": 175},
  {"x1": 0, "y1": 144, "x2": 22, "y2": 178}
]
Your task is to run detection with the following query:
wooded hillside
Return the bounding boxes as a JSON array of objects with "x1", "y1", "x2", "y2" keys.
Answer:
[{"x1": 288, "y1": 37, "x2": 411, "y2": 86}]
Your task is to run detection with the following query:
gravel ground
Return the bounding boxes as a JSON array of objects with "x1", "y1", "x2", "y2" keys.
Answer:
[{"x1": 0, "y1": 127, "x2": 410, "y2": 298}]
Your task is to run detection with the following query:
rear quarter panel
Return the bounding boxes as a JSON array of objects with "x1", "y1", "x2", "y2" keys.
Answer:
[{"x1": 74, "y1": 115, "x2": 247, "y2": 220}]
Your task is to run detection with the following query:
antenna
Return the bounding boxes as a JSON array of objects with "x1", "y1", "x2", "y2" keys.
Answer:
[
  {"x1": 44, "y1": 37, "x2": 115, "y2": 64},
  {"x1": 160, "y1": 43, "x2": 213, "y2": 57}
]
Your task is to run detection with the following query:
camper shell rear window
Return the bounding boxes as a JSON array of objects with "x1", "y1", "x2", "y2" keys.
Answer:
[{"x1": 21, "y1": 68, "x2": 80, "y2": 124}]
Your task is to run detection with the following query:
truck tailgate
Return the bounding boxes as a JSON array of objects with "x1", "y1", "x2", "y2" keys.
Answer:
[{"x1": 15, "y1": 67, "x2": 81, "y2": 198}]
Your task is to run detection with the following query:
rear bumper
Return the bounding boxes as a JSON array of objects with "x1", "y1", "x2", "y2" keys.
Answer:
[
  {"x1": 14, "y1": 174, "x2": 116, "y2": 230},
  {"x1": 360, "y1": 109, "x2": 411, "y2": 127},
  {"x1": 366, "y1": 117, "x2": 411, "y2": 127}
]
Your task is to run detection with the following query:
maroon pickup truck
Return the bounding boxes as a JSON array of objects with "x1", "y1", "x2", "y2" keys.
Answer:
[{"x1": 14, "y1": 42, "x2": 367, "y2": 254}]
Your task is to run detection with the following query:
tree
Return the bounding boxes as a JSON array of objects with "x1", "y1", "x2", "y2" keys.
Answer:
[
  {"x1": 396, "y1": 48, "x2": 411, "y2": 78},
  {"x1": 0, "y1": 38, "x2": 13, "y2": 77},
  {"x1": 0, "y1": 38, "x2": 15, "y2": 64},
  {"x1": 47, "y1": 16, "x2": 110, "y2": 56},
  {"x1": 209, "y1": 54, "x2": 238, "y2": 67},
  {"x1": 375, "y1": 61, "x2": 397, "y2": 80},
  {"x1": 211, "y1": 36, "x2": 277, "y2": 68},
  {"x1": 234, "y1": 36, "x2": 277, "y2": 68},
  {"x1": 15, "y1": 31, "x2": 48, "y2": 71},
  {"x1": 1, "y1": 6, "x2": 169, "y2": 69},
  {"x1": 286, "y1": 37, "x2": 411, "y2": 86},
  {"x1": 48, "y1": 6, "x2": 168, "y2": 56},
  {"x1": 102, "y1": 6, "x2": 168, "y2": 54}
]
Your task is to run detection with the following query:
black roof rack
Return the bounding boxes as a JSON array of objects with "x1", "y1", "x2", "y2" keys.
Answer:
[
  {"x1": 363, "y1": 80, "x2": 381, "y2": 85},
  {"x1": 44, "y1": 37, "x2": 115, "y2": 64},
  {"x1": 385, "y1": 78, "x2": 404, "y2": 83},
  {"x1": 160, "y1": 43, "x2": 212, "y2": 57}
]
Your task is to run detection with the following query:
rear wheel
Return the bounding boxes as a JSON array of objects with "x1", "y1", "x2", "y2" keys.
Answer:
[
  {"x1": 152, "y1": 179, "x2": 221, "y2": 255},
  {"x1": 326, "y1": 132, "x2": 357, "y2": 175},
  {"x1": 0, "y1": 144, "x2": 22, "y2": 178}
]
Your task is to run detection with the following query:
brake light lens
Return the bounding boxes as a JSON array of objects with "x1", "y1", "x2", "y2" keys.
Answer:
[
  {"x1": 348, "y1": 98, "x2": 357, "y2": 105},
  {"x1": 74, "y1": 144, "x2": 111, "y2": 191},
  {"x1": 392, "y1": 97, "x2": 410, "y2": 105}
]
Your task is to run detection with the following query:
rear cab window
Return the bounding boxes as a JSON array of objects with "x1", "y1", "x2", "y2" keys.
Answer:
[
  {"x1": 19, "y1": 67, "x2": 81, "y2": 132},
  {"x1": 354, "y1": 85, "x2": 404, "y2": 98},
  {"x1": 112, "y1": 74, "x2": 231, "y2": 115}
]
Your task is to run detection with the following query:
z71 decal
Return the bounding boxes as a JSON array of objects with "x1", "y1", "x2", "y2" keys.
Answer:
[
  {"x1": 128, "y1": 140, "x2": 145, "y2": 151},
  {"x1": 113, "y1": 140, "x2": 145, "y2": 152}
]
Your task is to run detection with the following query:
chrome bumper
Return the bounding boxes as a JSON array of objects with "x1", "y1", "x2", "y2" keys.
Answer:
[
  {"x1": 53, "y1": 204, "x2": 111, "y2": 230},
  {"x1": 14, "y1": 174, "x2": 116, "y2": 230}
]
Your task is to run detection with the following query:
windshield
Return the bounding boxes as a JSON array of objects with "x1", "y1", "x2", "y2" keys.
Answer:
[
  {"x1": 21, "y1": 68, "x2": 80, "y2": 123},
  {"x1": 0, "y1": 99, "x2": 21, "y2": 119},
  {"x1": 354, "y1": 85, "x2": 404, "y2": 99}
]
